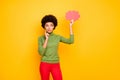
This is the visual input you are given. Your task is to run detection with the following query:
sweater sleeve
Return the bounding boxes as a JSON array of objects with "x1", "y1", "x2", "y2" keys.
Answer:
[
  {"x1": 60, "y1": 34, "x2": 74, "y2": 44},
  {"x1": 38, "y1": 37, "x2": 46, "y2": 56}
]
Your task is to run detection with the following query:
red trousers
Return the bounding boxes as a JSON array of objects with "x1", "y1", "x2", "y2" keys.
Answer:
[{"x1": 39, "y1": 62, "x2": 63, "y2": 80}]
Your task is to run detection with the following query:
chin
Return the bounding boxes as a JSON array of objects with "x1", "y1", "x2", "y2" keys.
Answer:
[{"x1": 47, "y1": 31, "x2": 53, "y2": 34}]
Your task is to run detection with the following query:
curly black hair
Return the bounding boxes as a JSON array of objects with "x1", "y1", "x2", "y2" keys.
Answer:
[{"x1": 41, "y1": 14, "x2": 57, "y2": 29}]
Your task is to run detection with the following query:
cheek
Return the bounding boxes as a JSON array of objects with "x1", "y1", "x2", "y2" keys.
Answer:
[
  {"x1": 44, "y1": 26, "x2": 48, "y2": 30},
  {"x1": 51, "y1": 26, "x2": 54, "y2": 30},
  {"x1": 51, "y1": 27, "x2": 54, "y2": 30}
]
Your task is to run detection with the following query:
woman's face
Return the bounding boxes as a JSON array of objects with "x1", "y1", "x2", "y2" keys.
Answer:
[{"x1": 44, "y1": 22, "x2": 54, "y2": 34}]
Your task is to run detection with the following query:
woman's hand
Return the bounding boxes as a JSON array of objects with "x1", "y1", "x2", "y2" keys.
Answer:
[
  {"x1": 43, "y1": 31, "x2": 49, "y2": 48},
  {"x1": 45, "y1": 31, "x2": 49, "y2": 40},
  {"x1": 70, "y1": 19, "x2": 74, "y2": 27},
  {"x1": 69, "y1": 19, "x2": 74, "y2": 35}
]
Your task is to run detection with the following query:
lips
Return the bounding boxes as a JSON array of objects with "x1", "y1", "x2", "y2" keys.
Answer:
[{"x1": 48, "y1": 30, "x2": 51, "y2": 32}]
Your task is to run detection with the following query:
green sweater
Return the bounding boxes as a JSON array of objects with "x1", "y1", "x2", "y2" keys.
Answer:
[{"x1": 38, "y1": 32, "x2": 74, "y2": 63}]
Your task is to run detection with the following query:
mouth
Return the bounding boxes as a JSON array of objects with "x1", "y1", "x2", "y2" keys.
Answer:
[
  {"x1": 47, "y1": 31, "x2": 52, "y2": 33},
  {"x1": 47, "y1": 30, "x2": 52, "y2": 32}
]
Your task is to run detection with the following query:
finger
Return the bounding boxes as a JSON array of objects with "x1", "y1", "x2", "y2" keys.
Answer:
[
  {"x1": 71, "y1": 19, "x2": 74, "y2": 23},
  {"x1": 45, "y1": 31, "x2": 49, "y2": 36},
  {"x1": 45, "y1": 30, "x2": 48, "y2": 35}
]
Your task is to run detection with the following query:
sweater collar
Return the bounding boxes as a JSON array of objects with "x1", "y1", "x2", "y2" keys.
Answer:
[{"x1": 49, "y1": 32, "x2": 54, "y2": 36}]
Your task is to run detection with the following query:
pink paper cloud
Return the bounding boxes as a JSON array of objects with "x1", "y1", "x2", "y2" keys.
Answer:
[{"x1": 66, "y1": 10, "x2": 80, "y2": 21}]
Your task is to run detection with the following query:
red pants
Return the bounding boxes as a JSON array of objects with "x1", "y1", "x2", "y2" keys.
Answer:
[{"x1": 39, "y1": 62, "x2": 63, "y2": 80}]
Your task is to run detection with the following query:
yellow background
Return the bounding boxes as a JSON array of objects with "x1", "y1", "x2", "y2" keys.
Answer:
[{"x1": 0, "y1": 0, "x2": 120, "y2": 80}]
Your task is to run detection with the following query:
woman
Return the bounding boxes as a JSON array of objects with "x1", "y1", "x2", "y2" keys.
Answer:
[{"x1": 38, "y1": 14, "x2": 74, "y2": 80}]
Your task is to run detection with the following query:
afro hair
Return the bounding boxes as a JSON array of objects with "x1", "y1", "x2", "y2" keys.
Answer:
[{"x1": 41, "y1": 14, "x2": 57, "y2": 29}]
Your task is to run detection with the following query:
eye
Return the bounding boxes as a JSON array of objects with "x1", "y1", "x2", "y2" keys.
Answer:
[
  {"x1": 50, "y1": 23, "x2": 54, "y2": 27},
  {"x1": 45, "y1": 24, "x2": 48, "y2": 27}
]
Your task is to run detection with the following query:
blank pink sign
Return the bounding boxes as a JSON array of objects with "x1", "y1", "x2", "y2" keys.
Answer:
[{"x1": 65, "y1": 10, "x2": 80, "y2": 21}]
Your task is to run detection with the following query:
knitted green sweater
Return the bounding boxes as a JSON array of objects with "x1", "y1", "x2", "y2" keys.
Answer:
[{"x1": 38, "y1": 32, "x2": 74, "y2": 63}]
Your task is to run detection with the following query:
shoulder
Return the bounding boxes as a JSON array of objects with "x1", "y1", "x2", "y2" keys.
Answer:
[{"x1": 38, "y1": 35, "x2": 44, "y2": 40}]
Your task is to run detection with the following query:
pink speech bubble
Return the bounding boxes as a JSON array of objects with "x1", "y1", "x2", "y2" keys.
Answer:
[{"x1": 65, "y1": 10, "x2": 80, "y2": 21}]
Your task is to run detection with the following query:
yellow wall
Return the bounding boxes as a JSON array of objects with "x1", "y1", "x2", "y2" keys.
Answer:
[{"x1": 0, "y1": 0, "x2": 120, "y2": 80}]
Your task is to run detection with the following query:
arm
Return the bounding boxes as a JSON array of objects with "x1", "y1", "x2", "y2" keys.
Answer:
[
  {"x1": 43, "y1": 31, "x2": 49, "y2": 48},
  {"x1": 60, "y1": 20, "x2": 74, "y2": 44},
  {"x1": 70, "y1": 19, "x2": 74, "y2": 35},
  {"x1": 38, "y1": 31, "x2": 49, "y2": 56}
]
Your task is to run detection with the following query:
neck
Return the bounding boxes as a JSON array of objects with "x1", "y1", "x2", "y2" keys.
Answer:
[{"x1": 47, "y1": 31, "x2": 53, "y2": 34}]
